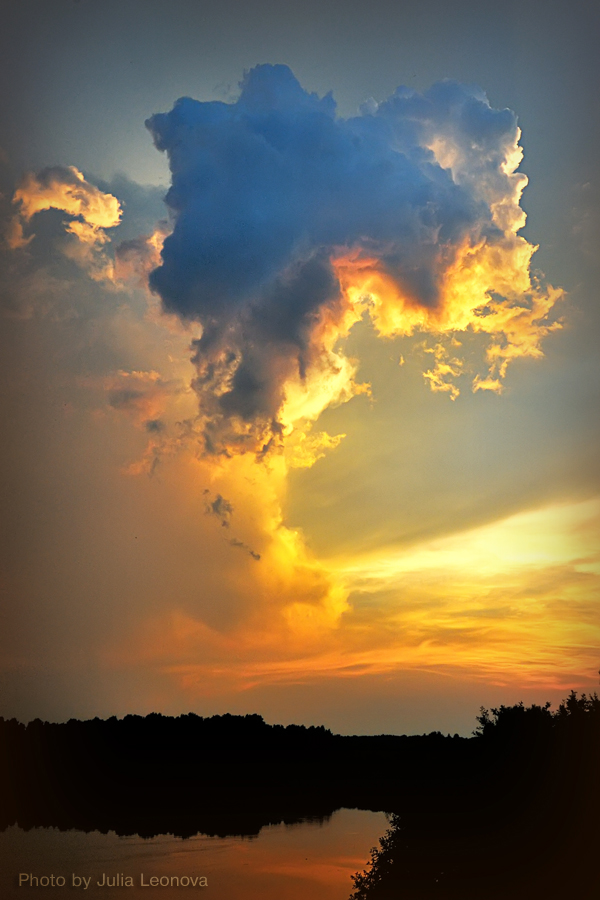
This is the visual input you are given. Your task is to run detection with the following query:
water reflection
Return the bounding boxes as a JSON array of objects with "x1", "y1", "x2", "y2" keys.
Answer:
[{"x1": 0, "y1": 808, "x2": 388, "y2": 898}]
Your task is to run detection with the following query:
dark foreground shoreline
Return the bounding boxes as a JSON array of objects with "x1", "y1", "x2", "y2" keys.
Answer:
[{"x1": 1, "y1": 693, "x2": 599, "y2": 898}]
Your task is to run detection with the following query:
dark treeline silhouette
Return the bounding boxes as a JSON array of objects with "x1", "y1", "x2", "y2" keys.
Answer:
[
  {"x1": 351, "y1": 691, "x2": 600, "y2": 900},
  {"x1": 1, "y1": 711, "x2": 473, "y2": 837},
  {"x1": 1, "y1": 690, "x2": 598, "y2": 900}
]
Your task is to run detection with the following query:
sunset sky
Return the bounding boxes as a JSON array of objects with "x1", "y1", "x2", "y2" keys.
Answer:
[{"x1": 1, "y1": 0, "x2": 598, "y2": 735}]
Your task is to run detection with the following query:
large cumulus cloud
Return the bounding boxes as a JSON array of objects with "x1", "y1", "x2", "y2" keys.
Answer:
[{"x1": 146, "y1": 64, "x2": 561, "y2": 455}]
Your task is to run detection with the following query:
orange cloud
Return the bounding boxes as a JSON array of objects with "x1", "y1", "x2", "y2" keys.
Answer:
[
  {"x1": 13, "y1": 166, "x2": 121, "y2": 229},
  {"x1": 9, "y1": 166, "x2": 121, "y2": 280},
  {"x1": 328, "y1": 117, "x2": 563, "y2": 398},
  {"x1": 331, "y1": 233, "x2": 563, "y2": 398}
]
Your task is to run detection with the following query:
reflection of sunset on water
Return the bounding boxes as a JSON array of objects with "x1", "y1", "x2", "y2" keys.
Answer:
[{"x1": 0, "y1": 810, "x2": 387, "y2": 900}]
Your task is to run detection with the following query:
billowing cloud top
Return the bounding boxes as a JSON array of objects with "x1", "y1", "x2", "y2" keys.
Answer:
[
  {"x1": 141, "y1": 65, "x2": 561, "y2": 454},
  {"x1": 8, "y1": 165, "x2": 122, "y2": 282},
  {"x1": 12, "y1": 166, "x2": 121, "y2": 234}
]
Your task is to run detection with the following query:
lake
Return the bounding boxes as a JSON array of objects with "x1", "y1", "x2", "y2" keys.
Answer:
[{"x1": 0, "y1": 808, "x2": 388, "y2": 899}]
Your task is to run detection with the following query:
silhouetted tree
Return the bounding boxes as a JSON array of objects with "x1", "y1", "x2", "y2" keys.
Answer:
[{"x1": 350, "y1": 691, "x2": 600, "y2": 900}]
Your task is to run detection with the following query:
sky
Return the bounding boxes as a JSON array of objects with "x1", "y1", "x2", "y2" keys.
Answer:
[{"x1": 0, "y1": 0, "x2": 598, "y2": 736}]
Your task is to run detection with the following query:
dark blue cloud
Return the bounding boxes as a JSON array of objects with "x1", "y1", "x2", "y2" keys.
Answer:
[{"x1": 145, "y1": 64, "x2": 521, "y2": 453}]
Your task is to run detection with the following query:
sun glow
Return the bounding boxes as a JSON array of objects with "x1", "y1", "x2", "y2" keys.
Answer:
[{"x1": 111, "y1": 478, "x2": 599, "y2": 698}]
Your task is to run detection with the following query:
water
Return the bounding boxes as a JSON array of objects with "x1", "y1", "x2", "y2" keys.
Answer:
[{"x1": 0, "y1": 808, "x2": 387, "y2": 899}]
